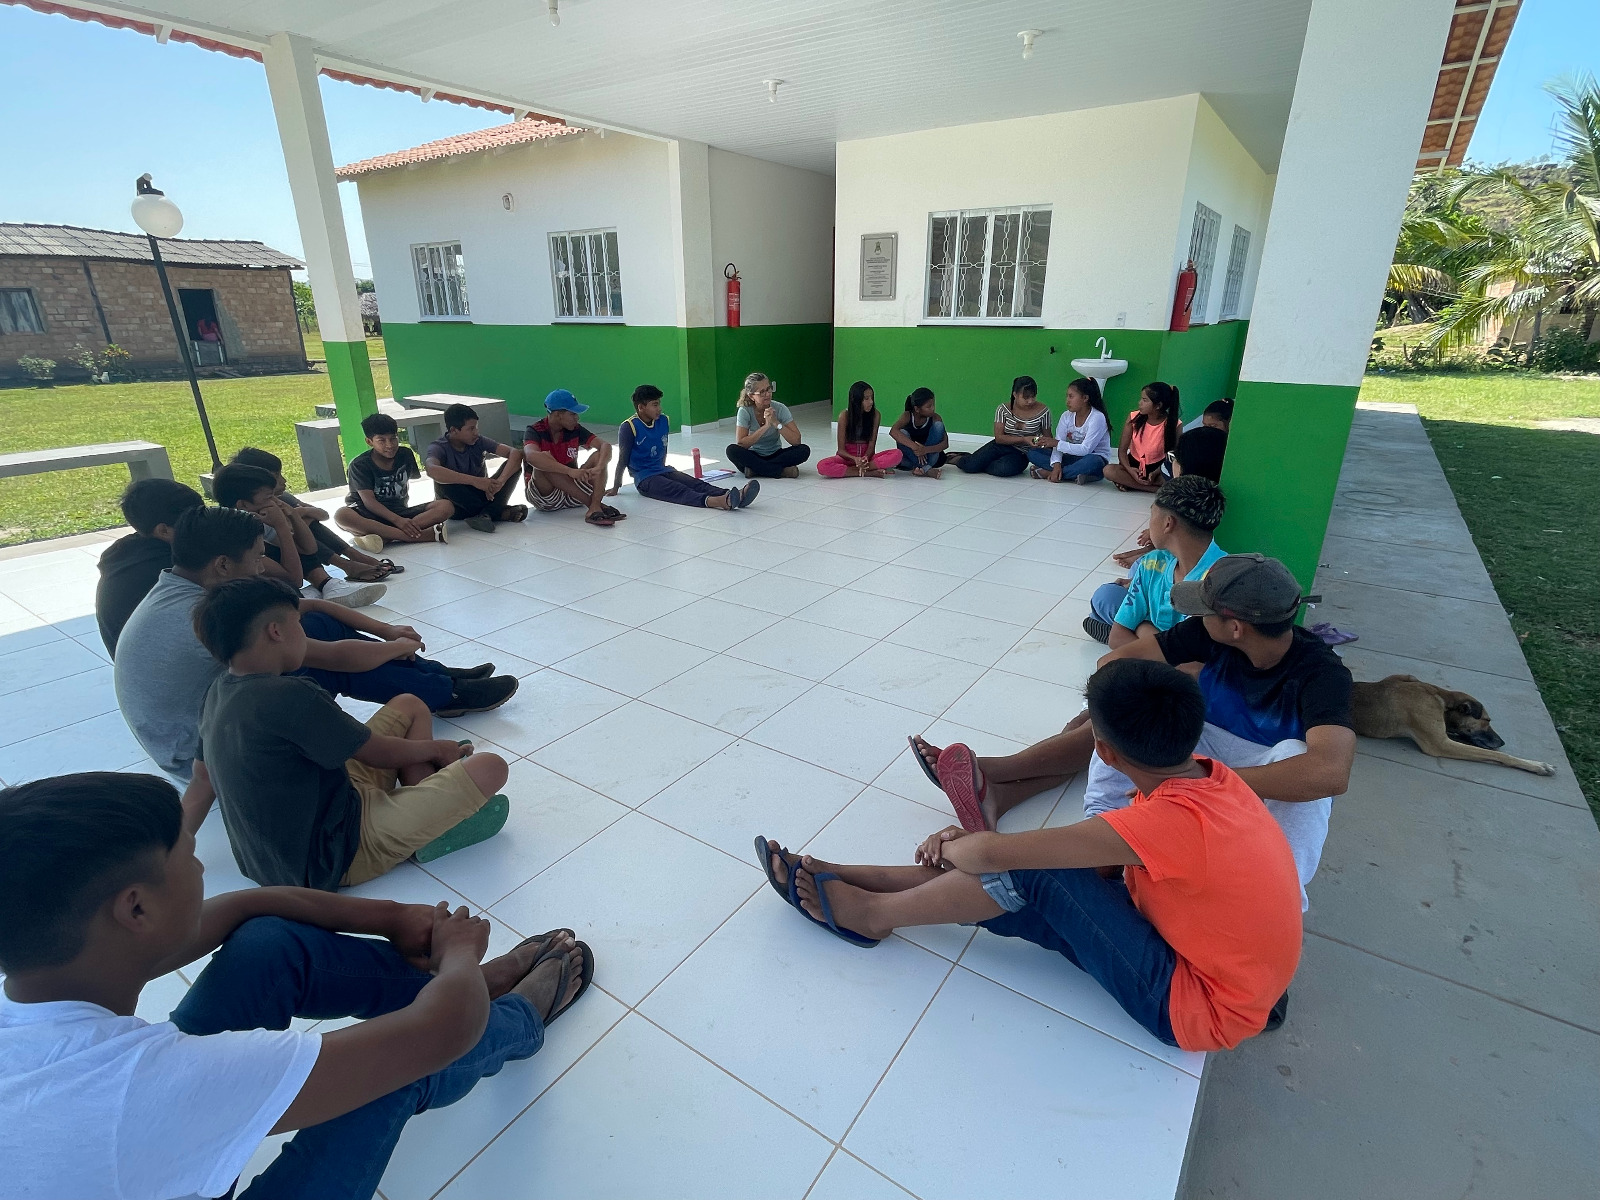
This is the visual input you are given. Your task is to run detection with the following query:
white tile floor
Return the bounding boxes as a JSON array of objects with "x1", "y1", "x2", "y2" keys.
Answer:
[{"x1": 0, "y1": 412, "x2": 1203, "y2": 1200}]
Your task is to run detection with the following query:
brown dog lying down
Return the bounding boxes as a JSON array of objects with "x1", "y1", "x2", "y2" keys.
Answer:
[{"x1": 1351, "y1": 675, "x2": 1556, "y2": 776}]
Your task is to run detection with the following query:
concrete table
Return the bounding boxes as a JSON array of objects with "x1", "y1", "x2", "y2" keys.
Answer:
[{"x1": 400, "y1": 393, "x2": 513, "y2": 447}]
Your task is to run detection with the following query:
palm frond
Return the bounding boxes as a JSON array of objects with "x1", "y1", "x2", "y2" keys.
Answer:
[{"x1": 1387, "y1": 263, "x2": 1456, "y2": 294}]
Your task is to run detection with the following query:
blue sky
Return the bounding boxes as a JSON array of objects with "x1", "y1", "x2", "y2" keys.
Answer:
[{"x1": 0, "y1": 1, "x2": 1595, "y2": 274}]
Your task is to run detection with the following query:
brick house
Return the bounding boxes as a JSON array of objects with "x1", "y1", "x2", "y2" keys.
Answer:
[{"x1": 0, "y1": 223, "x2": 307, "y2": 381}]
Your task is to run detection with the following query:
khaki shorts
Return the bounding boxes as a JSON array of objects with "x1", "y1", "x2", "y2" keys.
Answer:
[{"x1": 340, "y1": 702, "x2": 488, "y2": 885}]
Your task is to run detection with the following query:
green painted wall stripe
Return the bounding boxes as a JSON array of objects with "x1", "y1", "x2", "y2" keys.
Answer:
[
  {"x1": 322, "y1": 339, "x2": 379, "y2": 458},
  {"x1": 832, "y1": 322, "x2": 1248, "y2": 437},
  {"x1": 1217, "y1": 379, "x2": 1359, "y2": 589},
  {"x1": 384, "y1": 321, "x2": 832, "y2": 433}
]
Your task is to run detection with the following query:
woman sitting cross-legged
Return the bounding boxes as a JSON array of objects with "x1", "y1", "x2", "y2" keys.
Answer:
[
  {"x1": 757, "y1": 659, "x2": 1302, "y2": 1052},
  {"x1": 725, "y1": 372, "x2": 811, "y2": 479},
  {"x1": 816, "y1": 381, "x2": 903, "y2": 479},
  {"x1": 955, "y1": 375, "x2": 1052, "y2": 476},
  {"x1": 889, "y1": 387, "x2": 949, "y2": 477},
  {"x1": 1030, "y1": 376, "x2": 1112, "y2": 484}
]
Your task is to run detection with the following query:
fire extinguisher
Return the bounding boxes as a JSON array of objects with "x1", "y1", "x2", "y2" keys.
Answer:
[
  {"x1": 1170, "y1": 260, "x2": 1197, "y2": 332},
  {"x1": 724, "y1": 262, "x2": 741, "y2": 328}
]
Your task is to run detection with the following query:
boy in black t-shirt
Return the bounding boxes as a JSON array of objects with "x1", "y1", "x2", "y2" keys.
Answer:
[
  {"x1": 334, "y1": 413, "x2": 455, "y2": 547},
  {"x1": 1087, "y1": 553, "x2": 1355, "y2": 909},
  {"x1": 95, "y1": 477, "x2": 204, "y2": 656},
  {"x1": 182, "y1": 578, "x2": 512, "y2": 889}
]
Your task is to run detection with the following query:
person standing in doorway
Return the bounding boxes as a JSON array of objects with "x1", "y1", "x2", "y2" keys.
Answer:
[{"x1": 726, "y1": 372, "x2": 811, "y2": 479}]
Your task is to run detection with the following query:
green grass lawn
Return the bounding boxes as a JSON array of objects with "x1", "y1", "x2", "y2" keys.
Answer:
[
  {"x1": 301, "y1": 333, "x2": 387, "y2": 362},
  {"x1": 1360, "y1": 371, "x2": 1600, "y2": 819},
  {"x1": 0, "y1": 359, "x2": 390, "y2": 545}
]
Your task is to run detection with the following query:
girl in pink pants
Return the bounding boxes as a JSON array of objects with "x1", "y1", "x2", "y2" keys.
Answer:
[{"x1": 819, "y1": 381, "x2": 902, "y2": 478}]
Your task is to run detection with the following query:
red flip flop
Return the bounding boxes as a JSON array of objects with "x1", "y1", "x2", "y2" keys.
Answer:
[{"x1": 935, "y1": 743, "x2": 988, "y2": 832}]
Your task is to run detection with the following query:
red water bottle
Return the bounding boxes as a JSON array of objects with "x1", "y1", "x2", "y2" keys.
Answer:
[{"x1": 692, "y1": 447, "x2": 703, "y2": 478}]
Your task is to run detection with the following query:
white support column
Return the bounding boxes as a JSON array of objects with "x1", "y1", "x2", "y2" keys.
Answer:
[
  {"x1": 665, "y1": 139, "x2": 718, "y2": 427},
  {"x1": 262, "y1": 31, "x2": 376, "y2": 451},
  {"x1": 1220, "y1": 0, "x2": 1455, "y2": 584}
]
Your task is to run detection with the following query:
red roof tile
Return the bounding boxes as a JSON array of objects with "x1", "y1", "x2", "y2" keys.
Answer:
[{"x1": 336, "y1": 119, "x2": 580, "y2": 179}]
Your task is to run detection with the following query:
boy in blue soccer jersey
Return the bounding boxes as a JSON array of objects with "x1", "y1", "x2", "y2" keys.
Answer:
[
  {"x1": 607, "y1": 385, "x2": 760, "y2": 511},
  {"x1": 1084, "y1": 475, "x2": 1227, "y2": 646}
]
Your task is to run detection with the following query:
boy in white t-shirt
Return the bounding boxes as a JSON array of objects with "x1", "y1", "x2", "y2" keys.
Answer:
[{"x1": 0, "y1": 772, "x2": 593, "y2": 1200}]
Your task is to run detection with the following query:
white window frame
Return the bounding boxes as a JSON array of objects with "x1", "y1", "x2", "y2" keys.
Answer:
[
  {"x1": 923, "y1": 205, "x2": 1052, "y2": 324},
  {"x1": 549, "y1": 227, "x2": 625, "y2": 322},
  {"x1": 1218, "y1": 224, "x2": 1251, "y2": 321},
  {"x1": 410, "y1": 241, "x2": 470, "y2": 320},
  {"x1": 1186, "y1": 203, "x2": 1222, "y2": 325},
  {"x1": 0, "y1": 287, "x2": 46, "y2": 334}
]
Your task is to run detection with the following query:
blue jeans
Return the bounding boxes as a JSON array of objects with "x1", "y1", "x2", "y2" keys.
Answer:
[
  {"x1": 1027, "y1": 449, "x2": 1107, "y2": 481},
  {"x1": 980, "y1": 869, "x2": 1178, "y2": 1046},
  {"x1": 296, "y1": 611, "x2": 453, "y2": 710},
  {"x1": 897, "y1": 422, "x2": 946, "y2": 471},
  {"x1": 171, "y1": 917, "x2": 543, "y2": 1200},
  {"x1": 1090, "y1": 581, "x2": 1128, "y2": 625}
]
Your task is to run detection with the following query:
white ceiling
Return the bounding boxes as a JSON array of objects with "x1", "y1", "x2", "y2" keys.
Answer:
[{"x1": 82, "y1": 0, "x2": 1316, "y2": 173}]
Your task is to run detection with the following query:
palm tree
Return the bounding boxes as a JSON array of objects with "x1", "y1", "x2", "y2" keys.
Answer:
[{"x1": 1426, "y1": 74, "x2": 1600, "y2": 352}]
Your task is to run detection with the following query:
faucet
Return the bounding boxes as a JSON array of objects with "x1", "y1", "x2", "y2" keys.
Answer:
[{"x1": 1095, "y1": 336, "x2": 1111, "y2": 360}]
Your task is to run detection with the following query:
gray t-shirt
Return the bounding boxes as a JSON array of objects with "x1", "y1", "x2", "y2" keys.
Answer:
[
  {"x1": 198, "y1": 672, "x2": 370, "y2": 890},
  {"x1": 736, "y1": 401, "x2": 793, "y2": 456},
  {"x1": 112, "y1": 570, "x2": 222, "y2": 781}
]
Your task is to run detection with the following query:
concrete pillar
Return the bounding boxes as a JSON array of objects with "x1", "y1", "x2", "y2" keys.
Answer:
[
  {"x1": 666, "y1": 139, "x2": 719, "y2": 429},
  {"x1": 1219, "y1": 0, "x2": 1455, "y2": 586},
  {"x1": 262, "y1": 32, "x2": 376, "y2": 458}
]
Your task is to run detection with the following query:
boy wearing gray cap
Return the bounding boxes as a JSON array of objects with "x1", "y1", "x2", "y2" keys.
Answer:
[{"x1": 1085, "y1": 553, "x2": 1356, "y2": 910}]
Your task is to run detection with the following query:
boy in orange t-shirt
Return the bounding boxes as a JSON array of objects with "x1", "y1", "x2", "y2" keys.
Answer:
[{"x1": 757, "y1": 658, "x2": 1303, "y2": 1051}]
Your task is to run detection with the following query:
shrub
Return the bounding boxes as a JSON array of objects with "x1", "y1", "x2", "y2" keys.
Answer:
[
  {"x1": 17, "y1": 356, "x2": 56, "y2": 381},
  {"x1": 1527, "y1": 326, "x2": 1600, "y2": 373},
  {"x1": 100, "y1": 344, "x2": 132, "y2": 381}
]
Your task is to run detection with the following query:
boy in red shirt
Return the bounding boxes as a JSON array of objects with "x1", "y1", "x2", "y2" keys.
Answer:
[
  {"x1": 758, "y1": 658, "x2": 1303, "y2": 1051},
  {"x1": 522, "y1": 389, "x2": 625, "y2": 527}
]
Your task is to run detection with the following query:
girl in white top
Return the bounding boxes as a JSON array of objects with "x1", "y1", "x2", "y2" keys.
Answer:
[{"x1": 1031, "y1": 377, "x2": 1113, "y2": 484}]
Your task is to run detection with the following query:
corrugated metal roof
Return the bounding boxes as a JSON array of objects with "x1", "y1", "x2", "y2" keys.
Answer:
[
  {"x1": 335, "y1": 118, "x2": 580, "y2": 179},
  {"x1": 0, "y1": 223, "x2": 303, "y2": 269}
]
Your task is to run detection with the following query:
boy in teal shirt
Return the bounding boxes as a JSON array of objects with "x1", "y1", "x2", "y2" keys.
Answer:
[{"x1": 1086, "y1": 475, "x2": 1226, "y2": 646}]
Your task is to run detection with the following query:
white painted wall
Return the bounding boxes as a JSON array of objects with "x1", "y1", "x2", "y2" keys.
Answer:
[
  {"x1": 834, "y1": 97, "x2": 1199, "y2": 332},
  {"x1": 1241, "y1": 0, "x2": 1455, "y2": 386},
  {"x1": 1171, "y1": 96, "x2": 1274, "y2": 324},
  {"x1": 708, "y1": 148, "x2": 835, "y2": 327},
  {"x1": 356, "y1": 130, "x2": 680, "y2": 327}
]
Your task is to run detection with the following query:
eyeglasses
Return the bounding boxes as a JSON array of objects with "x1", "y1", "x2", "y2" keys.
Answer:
[{"x1": 752, "y1": 385, "x2": 774, "y2": 397}]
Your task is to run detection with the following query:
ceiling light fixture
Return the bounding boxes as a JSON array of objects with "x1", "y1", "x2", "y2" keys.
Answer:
[
  {"x1": 1018, "y1": 29, "x2": 1041, "y2": 60},
  {"x1": 765, "y1": 78, "x2": 783, "y2": 103}
]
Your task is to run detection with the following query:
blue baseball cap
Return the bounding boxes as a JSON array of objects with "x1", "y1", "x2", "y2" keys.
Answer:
[{"x1": 544, "y1": 388, "x2": 589, "y2": 414}]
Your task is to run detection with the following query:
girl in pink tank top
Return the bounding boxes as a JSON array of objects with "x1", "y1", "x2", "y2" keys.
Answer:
[{"x1": 1106, "y1": 382, "x2": 1181, "y2": 493}]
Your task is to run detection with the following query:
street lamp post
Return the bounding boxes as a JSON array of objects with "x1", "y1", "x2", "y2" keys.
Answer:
[{"x1": 131, "y1": 173, "x2": 222, "y2": 476}]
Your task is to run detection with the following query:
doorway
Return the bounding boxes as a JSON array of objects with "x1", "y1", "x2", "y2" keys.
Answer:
[{"x1": 178, "y1": 288, "x2": 226, "y2": 365}]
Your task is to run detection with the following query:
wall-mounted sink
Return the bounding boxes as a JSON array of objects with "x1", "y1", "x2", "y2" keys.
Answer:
[{"x1": 1069, "y1": 356, "x2": 1128, "y2": 385}]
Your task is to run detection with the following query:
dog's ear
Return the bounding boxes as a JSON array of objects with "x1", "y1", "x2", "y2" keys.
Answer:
[{"x1": 1450, "y1": 697, "x2": 1487, "y2": 719}]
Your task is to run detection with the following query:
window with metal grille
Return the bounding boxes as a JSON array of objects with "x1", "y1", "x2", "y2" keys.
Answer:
[
  {"x1": 1187, "y1": 203, "x2": 1222, "y2": 324},
  {"x1": 411, "y1": 242, "x2": 470, "y2": 319},
  {"x1": 0, "y1": 288, "x2": 45, "y2": 334},
  {"x1": 549, "y1": 229, "x2": 624, "y2": 320},
  {"x1": 1218, "y1": 225, "x2": 1251, "y2": 320},
  {"x1": 925, "y1": 206, "x2": 1051, "y2": 321}
]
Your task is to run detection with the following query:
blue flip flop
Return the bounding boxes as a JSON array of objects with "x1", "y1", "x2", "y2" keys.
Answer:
[
  {"x1": 795, "y1": 869, "x2": 880, "y2": 948},
  {"x1": 753, "y1": 835, "x2": 797, "y2": 901}
]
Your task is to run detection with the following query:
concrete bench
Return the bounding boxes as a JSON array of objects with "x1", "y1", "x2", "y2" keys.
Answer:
[
  {"x1": 400, "y1": 393, "x2": 513, "y2": 448},
  {"x1": 294, "y1": 406, "x2": 446, "y2": 491},
  {"x1": 0, "y1": 440, "x2": 173, "y2": 484}
]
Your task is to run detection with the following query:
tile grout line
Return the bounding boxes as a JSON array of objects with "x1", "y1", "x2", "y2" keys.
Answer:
[{"x1": 1352, "y1": 746, "x2": 1582, "y2": 810}]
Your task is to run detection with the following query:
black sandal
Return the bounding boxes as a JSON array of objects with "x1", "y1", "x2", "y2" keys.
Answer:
[{"x1": 532, "y1": 939, "x2": 595, "y2": 1027}]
